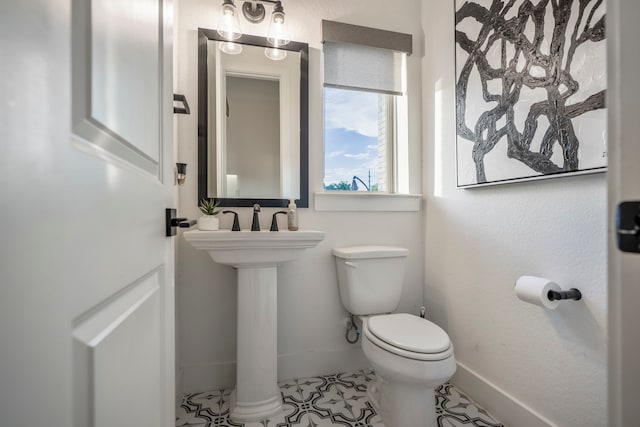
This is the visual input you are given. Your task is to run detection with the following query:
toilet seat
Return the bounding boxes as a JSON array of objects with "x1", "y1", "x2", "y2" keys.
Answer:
[{"x1": 364, "y1": 313, "x2": 453, "y2": 361}]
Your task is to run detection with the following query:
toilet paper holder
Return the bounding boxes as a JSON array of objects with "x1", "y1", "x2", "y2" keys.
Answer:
[{"x1": 547, "y1": 288, "x2": 582, "y2": 301}]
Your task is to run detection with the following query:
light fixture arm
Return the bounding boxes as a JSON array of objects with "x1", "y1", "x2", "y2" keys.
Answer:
[
  {"x1": 239, "y1": 0, "x2": 284, "y2": 24},
  {"x1": 241, "y1": 2, "x2": 265, "y2": 23},
  {"x1": 248, "y1": 0, "x2": 281, "y2": 6},
  {"x1": 272, "y1": 1, "x2": 283, "y2": 14}
]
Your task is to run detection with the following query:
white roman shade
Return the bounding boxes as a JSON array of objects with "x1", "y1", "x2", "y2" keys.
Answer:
[{"x1": 322, "y1": 20, "x2": 412, "y2": 96}]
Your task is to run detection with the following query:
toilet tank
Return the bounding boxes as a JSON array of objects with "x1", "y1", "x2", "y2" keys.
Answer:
[{"x1": 333, "y1": 246, "x2": 409, "y2": 315}]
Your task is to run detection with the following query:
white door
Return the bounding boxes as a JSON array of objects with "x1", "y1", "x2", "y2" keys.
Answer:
[
  {"x1": 608, "y1": 0, "x2": 640, "y2": 425},
  {"x1": 0, "y1": 0, "x2": 175, "y2": 426}
]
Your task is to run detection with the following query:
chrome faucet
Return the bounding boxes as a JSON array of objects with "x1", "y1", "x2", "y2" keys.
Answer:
[{"x1": 251, "y1": 204, "x2": 261, "y2": 231}]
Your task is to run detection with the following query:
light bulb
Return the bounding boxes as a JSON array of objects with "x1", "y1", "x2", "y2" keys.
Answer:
[
  {"x1": 266, "y1": 2, "x2": 290, "y2": 47},
  {"x1": 265, "y1": 48, "x2": 287, "y2": 61},
  {"x1": 219, "y1": 41, "x2": 243, "y2": 55},
  {"x1": 216, "y1": 0, "x2": 242, "y2": 41}
]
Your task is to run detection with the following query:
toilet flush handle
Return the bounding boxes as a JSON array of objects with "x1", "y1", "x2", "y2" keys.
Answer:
[{"x1": 345, "y1": 261, "x2": 358, "y2": 268}]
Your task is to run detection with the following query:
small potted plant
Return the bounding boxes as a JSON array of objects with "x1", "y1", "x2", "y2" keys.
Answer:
[{"x1": 198, "y1": 198, "x2": 221, "y2": 231}]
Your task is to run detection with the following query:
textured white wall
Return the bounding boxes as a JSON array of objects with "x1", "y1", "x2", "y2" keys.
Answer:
[
  {"x1": 175, "y1": 0, "x2": 424, "y2": 394},
  {"x1": 422, "y1": 2, "x2": 607, "y2": 427}
]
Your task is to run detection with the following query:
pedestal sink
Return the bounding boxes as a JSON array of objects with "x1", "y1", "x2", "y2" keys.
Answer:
[{"x1": 183, "y1": 229, "x2": 325, "y2": 422}]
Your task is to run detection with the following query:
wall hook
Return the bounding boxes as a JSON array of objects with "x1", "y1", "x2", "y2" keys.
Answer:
[{"x1": 174, "y1": 94, "x2": 190, "y2": 115}]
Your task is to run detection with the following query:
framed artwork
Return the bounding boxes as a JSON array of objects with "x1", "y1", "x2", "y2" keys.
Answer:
[{"x1": 454, "y1": 0, "x2": 607, "y2": 187}]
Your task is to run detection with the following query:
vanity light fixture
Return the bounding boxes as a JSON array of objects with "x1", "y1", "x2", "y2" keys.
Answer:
[{"x1": 216, "y1": 0, "x2": 290, "y2": 60}]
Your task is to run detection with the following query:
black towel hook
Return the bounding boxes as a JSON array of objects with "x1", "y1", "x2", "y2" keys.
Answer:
[{"x1": 173, "y1": 94, "x2": 190, "y2": 115}]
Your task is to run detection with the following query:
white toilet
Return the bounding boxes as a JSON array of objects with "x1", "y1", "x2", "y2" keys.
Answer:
[{"x1": 333, "y1": 246, "x2": 456, "y2": 427}]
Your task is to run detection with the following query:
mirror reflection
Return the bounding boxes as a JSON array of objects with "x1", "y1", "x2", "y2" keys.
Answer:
[
  {"x1": 198, "y1": 29, "x2": 309, "y2": 208},
  {"x1": 210, "y1": 40, "x2": 300, "y2": 199},
  {"x1": 225, "y1": 75, "x2": 280, "y2": 198}
]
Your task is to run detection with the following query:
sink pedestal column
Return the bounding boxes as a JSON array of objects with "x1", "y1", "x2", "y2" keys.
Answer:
[
  {"x1": 229, "y1": 266, "x2": 282, "y2": 421},
  {"x1": 182, "y1": 230, "x2": 326, "y2": 421}
]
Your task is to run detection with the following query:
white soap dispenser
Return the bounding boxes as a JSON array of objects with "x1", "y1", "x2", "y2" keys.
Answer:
[{"x1": 287, "y1": 198, "x2": 298, "y2": 231}]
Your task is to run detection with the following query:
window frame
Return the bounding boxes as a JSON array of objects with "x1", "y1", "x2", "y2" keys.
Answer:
[{"x1": 318, "y1": 20, "x2": 418, "y2": 210}]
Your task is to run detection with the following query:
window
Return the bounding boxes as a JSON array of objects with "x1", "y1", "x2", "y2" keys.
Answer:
[
  {"x1": 323, "y1": 88, "x2": 394, "y2": 192},
  {"x1": 321, "y1": 20, "x2": 411, "y2": 193}
]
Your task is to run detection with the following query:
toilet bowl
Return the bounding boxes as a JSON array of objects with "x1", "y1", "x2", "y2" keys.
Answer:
[
  {"x1": 361, "y1": 313, "x2": 456, "y2": 426},
  {"x1": 332, "y1": 246, "x2": 456, "y2": 427}
]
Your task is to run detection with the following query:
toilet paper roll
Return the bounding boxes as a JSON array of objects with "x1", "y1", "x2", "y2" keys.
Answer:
[{"x1": 514, "y1": 276, "x2": 562, "y2": 309}]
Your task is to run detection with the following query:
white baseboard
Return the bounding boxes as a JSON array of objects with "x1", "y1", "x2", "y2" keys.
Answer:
[
  {"x1": 277, "y1": 347, "x2": 369, "y2": 382},
  {"x1": 181, "y1": 347, "x2": 369, "y2": 394},
  {"x1": 452, "y1": 362, "x2": 555, "y2": 427},
  {"x1": 182, "y1": 360, "x2": 237, "y2": 393}
]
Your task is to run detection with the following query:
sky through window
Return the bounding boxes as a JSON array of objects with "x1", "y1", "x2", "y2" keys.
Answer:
[{"x1": 323, "y1": 87, "x2": 384, "y2": 191}]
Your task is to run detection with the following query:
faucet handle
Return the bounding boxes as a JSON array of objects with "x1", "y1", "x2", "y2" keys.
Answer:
[
  {"x1": 251, "y1": 204, "x2": 261, "y2": 231},
  {"x1": 270, "y1": 211, "x2": 288, "y2": 231},
  {"x1": 222, "y1": 210, "x2": 241, "y2": 231}
]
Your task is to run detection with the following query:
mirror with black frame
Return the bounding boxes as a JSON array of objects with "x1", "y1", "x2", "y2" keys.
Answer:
[{"x1": 198, "y1": 28, "x2": 309, "y2": 208}]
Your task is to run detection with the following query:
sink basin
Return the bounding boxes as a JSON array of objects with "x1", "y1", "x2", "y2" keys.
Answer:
[
  {"x1": 182, "y1": 229, "x2": 324, "y2": 422},
  {"x1": 183, "y1": 230, "x2": 325, "y2": 268}
]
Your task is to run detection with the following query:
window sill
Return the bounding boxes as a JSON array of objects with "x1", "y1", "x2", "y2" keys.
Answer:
[{"x1": 314, "y1": 192, "x2": 422, "y2": 212}]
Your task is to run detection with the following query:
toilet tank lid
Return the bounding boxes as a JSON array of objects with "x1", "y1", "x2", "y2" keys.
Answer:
[{"x1": 332, "y1": 246, "x2": 409, "y2": 260}]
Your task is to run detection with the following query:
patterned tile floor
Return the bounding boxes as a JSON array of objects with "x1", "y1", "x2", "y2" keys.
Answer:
[{"x1": 176, "y1": 370, "x2": 504, "y2": 427}]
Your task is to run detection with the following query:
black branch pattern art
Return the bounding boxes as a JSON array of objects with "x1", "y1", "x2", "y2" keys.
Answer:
[{"x1": 455, "y1": 0, "x2": 607, "y2": 186}]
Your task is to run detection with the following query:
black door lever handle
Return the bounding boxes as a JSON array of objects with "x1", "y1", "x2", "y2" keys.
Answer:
[
  {"x1": 166, "y1": 209, "x2": 196, "y2": 236},
  {"x1": 617, "y1": 202, "x2": 640, "y2": 253},
  {"x1": 177, "y1": 219, "x2": 197, "y2": 228}
]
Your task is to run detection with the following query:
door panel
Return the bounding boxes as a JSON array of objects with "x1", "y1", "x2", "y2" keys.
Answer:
[
  {"x1": 1, "y1": 0, "x2": 175, "y2": 426},
  {"x1": 69, "y1": 0, "x2": 175, "y2": 423},
  {"x1": 72, "y1": 0, "x2": 174, "y2": 424},
  {"x1": 608, "y1": 0, "x2": 640, "y2": 425},
  {"x1": 0, "y1": 1, "x2": 74, "y2": 425},
  {"x1": 72, "y1": 0, "x2": 163, "y2": 175},
  {"x1": 91, "y1": 0, "x2": 161, "y2": 161},
  {"x1": 73, "y1": 269, "x2": 166, "y2": 427}
]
